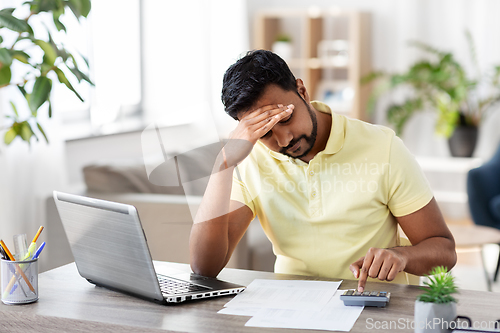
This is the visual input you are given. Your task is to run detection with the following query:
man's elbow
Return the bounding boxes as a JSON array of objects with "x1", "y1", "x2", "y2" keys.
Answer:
[
  {"x1": 444, "y1": 237, "x2": 457, "y2": 271},
  {"x1": 190, "y1": 257, "x2": 222, "y2": 278},
  {"x1": 448, "y1": 249, "x2": 457, "y2": 271},
  {"x1": 190, "y1": 265, "x2": 221, "y2": 278}
]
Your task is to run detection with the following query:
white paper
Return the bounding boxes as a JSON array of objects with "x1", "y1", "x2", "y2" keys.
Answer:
[
  {"x1": 223, "y1": 279, "x2": 342, "y2": 311},
  {"x1": 245, "y1": 290, "x2": 364, "y2": 332}
]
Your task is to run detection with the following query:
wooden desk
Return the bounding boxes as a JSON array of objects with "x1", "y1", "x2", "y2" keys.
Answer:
[{"x1": 1, "y1": 262, "x2": 499, "y2": 333}]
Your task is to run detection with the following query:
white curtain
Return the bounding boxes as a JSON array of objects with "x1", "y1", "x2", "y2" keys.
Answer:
[
  {"x1": 0, "y1": 0, "x2": 248, "y2": 272},
  {"x1": 0, "y1": 98, "x2": 68, "y2": 272},
  {"x1": 142, "y1": 0, "x2": 245, "y2": 140},
  {"x1": 0, "y1": 0, "x2": 80, "y2": 272}
]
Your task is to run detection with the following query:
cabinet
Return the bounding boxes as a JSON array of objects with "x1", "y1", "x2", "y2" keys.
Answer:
[{"x1": 253, "y1": 8, "x2": 372, "y2": 121}]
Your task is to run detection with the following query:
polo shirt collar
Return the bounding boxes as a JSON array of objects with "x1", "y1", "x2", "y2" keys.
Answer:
[
  {"x1": 316, "y1": 102, "x2": 345, "y2": 156},
  {"x1": 266, "y1": 101, "x2": 346, "y2": 161}
]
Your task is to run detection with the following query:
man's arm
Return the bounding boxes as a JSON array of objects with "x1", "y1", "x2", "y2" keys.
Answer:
[
  {"x1": 189, "y1": 104, "x2": 293, "y2": 277},
  {"x1": 350, "y1": 197, "x2": 456, "y2": 291}
]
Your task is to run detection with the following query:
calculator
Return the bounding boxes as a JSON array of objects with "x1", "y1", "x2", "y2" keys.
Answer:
[{"x1": 340, "y1": 290, "x2": 390, "y2": 307}]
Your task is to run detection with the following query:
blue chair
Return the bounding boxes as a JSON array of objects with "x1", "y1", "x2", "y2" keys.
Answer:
[{"x1": 467, "y1": 144, "x2": 500, "y2": 282}]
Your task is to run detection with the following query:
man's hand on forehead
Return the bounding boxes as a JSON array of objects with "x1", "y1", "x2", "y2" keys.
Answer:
[
  {"x1": 223, "y1": 104, "x2": 294, "y2": 168},
  {"x1": 241, "y1": 103, "x2": 294, "y2": 120},
  {"x1": 231, "y1": 104, "x2": 294, "y2": 143}
]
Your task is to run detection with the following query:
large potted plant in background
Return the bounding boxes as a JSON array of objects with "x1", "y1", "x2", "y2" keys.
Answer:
[
  {"x1": 415, "y1": 266, "x2": 458, "y2": 333},
  {"x1": 0, "y1": 0, "x2": 92, "y2": 146},
  {"x1": 363, "y1": 32, "x2": 500, "y2": 157}
]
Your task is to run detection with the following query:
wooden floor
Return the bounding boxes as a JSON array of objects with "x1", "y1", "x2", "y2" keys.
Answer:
[{"x1": 444, "y1": 217, "x2": 500, "y2": 292}]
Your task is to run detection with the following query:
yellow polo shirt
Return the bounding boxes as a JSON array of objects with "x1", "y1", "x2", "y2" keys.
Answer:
[{"x1": 230, "y1": 101, "x2": 433, "y2": 284}]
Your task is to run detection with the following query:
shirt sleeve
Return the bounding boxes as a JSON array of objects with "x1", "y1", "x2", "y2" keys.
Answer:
[
  {"x1": 230, "y1": 167, "x2": 256, "y2": 218},
  {"x1": 386, "y1": 136, "x2": 434, "y2": 217}
]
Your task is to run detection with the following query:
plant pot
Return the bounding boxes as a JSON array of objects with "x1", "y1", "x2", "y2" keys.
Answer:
[
  {"x1": 448, "y1": 125, "x2": 478, "y2": 158},
  {"x1": 414, "y1": 300, "x2": 457, "y2": 333},
  {"x1": 272, "y1": 41, "x2": 292, "y2": 61}
]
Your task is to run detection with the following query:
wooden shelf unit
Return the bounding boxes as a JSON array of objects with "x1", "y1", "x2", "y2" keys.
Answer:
[{"x1": 253, "y1": 8, "x2": 372, "y2": 121}]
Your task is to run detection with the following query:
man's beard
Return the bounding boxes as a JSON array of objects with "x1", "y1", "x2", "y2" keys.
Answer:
[{"x1": 279, "y1": 100, "x2": 318, "y2": 159}]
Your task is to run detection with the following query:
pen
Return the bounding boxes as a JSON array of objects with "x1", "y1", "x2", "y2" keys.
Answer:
[
  {"x1": 0, "y1": 243, "x2": 9, "y2": 260},
  {"x1": 31, "y1": 242, "x2": 46, "y2": 260},
  {"x1": 0, "y1": 240, "x2": 36, "y2": 294}
]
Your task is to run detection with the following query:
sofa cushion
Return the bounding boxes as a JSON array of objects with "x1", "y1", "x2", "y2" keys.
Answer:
[
  {"x1": 83, "y1": 162, "x2": 186, "y2": 195},
  {"x1": 83, "y1": 143, "x2": 220, "y2": 196}
]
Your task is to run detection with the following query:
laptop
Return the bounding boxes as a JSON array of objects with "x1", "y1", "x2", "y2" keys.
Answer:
[{"x1": 53, "y1": 191, "x2": 246, "y2": 304}]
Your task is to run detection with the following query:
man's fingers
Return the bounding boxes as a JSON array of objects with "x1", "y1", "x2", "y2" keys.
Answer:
[
  {"x1": 357, "y1": 266, "x2": 368, "y2": 293},
  {"x1": 244, "y1": 104, "x2": 294, "y2": 124},
  {"x1": 358, "y1": 252, "x2": 374, "y2": 292},
  {"x1": 243, "y1": 104, "x2": 278, "y2": 119},
  {"x1": 349, "y1": 257, "x2": 364, "y2": 279},
  {"x1": 253, "y1": 107, "x2": 291, "y2": 127},
  {"x1": 376, "y1": 260, "x2": 393, "y2": 281},
  {"x1": 367, "y1": 257, "x2": 383, "y2": 279},
  {"x1": 386, "y1": 264, "x2": 400, "y2": 281},
  {"x1": 253, "y1": 108, "x2": 293, "y2": 134}
]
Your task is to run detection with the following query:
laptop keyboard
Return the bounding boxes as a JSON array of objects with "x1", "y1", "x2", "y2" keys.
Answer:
[{"x1": 158, "y1": 275, "x2": 211, "y2": 295}]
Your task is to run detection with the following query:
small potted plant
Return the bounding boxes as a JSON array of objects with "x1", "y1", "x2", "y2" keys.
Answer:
[
  {"x1": 415, "y1": 266, "x2": 458, "y2": 333},
  {"x1": 272, "y1": 33, "x2": 293, "y2": 61}
]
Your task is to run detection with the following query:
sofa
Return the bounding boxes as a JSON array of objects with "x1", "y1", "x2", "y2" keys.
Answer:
[{"x1": 44, "y1": 154, "x2": 275, "y2": 274}]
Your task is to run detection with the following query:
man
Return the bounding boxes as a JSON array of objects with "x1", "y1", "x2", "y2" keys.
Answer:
[{"x1": 189, "y1": 50, "x2": 456, "y2": 291}]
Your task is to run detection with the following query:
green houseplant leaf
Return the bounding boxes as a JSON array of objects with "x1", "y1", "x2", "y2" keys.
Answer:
[
  {"x1": 4, "y1": 127, "x2": 17, "y2": 145},
  {"x1": 53, "y1": 67, "x2": 83, "y2": 101},
  {"x1": 0, "y1": 65, "x2": 12, "y2": 86},
  {"x1": 0, "y1": 8, "x2": 31, "y2": 32},
  {"x1": 33, "y1": 39, "x2": 58, "y2": 66},
  {"x1": 363, "y1": 32, "x2": 500, "y2": 137},
  {"x1": 29, "y1": 76, "x2": 52, "y2": 115},
  {"x1": 0, "y1": 0, "x2": 92, "y2": 146},
  {"x1": 0, "y1": 48, "x2": 13, "y2": 66},
  {"x1": 10, "y1": 50, "x2": 30, "y2": 64}
]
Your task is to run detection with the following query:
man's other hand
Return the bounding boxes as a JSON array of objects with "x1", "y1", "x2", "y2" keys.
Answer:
[{"x1": 349, "y1": 247, "x2": 407, "y2": 292}]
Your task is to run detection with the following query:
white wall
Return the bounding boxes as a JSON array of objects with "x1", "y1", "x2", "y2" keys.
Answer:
[{"x1": 247, "y1": 0, "x2": 500, "y2": 159}]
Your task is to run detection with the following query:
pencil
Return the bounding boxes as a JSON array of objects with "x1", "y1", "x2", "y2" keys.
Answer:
[
  {"x1": 31, "y1": 226, "x2": 44, "y2": 244},
  {"x1": 0, "y1": 240, "x2": 36, "y2": 294}
]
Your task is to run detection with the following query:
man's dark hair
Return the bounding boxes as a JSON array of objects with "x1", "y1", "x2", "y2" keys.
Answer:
[{"x1": 221, "y1": 50, "x2": 297, "y2": 120}]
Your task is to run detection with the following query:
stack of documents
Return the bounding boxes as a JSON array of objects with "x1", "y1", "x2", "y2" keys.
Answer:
[{"x1": 218, "y1": 279, "x2": 364, "y2": 331}]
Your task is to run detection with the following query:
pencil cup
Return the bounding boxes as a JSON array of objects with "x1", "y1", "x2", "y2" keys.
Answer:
[{"x1": 1, "y1": 258, "x2": 38, "y2": 304}]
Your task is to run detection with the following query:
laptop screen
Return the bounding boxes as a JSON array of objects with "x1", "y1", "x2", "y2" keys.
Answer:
[{"x1": 54, "y1": 191, "x2": 164, "y2": 302}]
